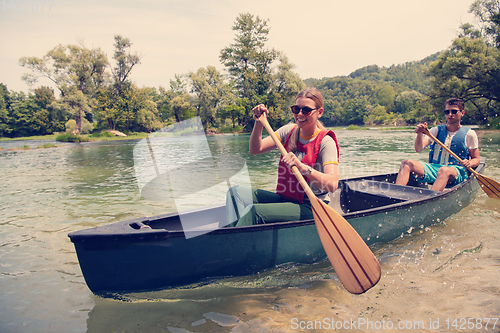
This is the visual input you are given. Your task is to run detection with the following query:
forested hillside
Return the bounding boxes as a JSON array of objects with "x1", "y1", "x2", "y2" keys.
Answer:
[{"x1": 305, "y1": 53, "x2": 441, "y2": 127}]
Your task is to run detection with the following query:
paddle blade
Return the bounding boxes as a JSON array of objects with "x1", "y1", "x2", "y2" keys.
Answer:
[
  {"x1": 311, "y1": 198, "x2": 381, "y2": 294},
  {"x1": 476, "y1": 174, "x2": 500, "y2": 199}
]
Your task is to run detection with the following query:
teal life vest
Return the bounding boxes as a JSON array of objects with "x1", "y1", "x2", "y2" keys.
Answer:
[{"x1": 428, "y1": 124, "x2": 470, "y2": 165}]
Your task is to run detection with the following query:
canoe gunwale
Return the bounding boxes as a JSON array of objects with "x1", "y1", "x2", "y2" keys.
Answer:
[{"x1": 68, "y1": 158, "x2": 485, "y2": 243}]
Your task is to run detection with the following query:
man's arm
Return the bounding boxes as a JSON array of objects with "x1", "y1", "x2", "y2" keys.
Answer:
[
  {"x1": 463, "y1": 148, "x2": 480, "y2": 169},
  {"x1": 462, "y1": 130, "x2": 480, "y2": 169},
  {"x1": 414, "y1": 123, "x2": 431, "y2": 152}
]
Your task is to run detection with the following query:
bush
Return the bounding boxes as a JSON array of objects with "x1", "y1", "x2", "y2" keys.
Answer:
[
  {"x1": 65, "y1": 119, "x2": 94, "y2": 134},
  {"x1": 37, "y1": 143, "x2": 57, "y2": 148},
  {"x1": 347, "y1": 125, "x2": 369, "y2": 130},
  {"x1": 219, "y1": 125, "x2": 243, "y2": 133},
  {"x1": 55, "y1": 133, "x2": 89, "y2": 142},
  {"x1": 89, "y1": 131, "x2": 114, "y2": 138}
]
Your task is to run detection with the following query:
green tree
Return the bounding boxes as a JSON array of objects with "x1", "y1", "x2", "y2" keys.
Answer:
[
  {"x1": 163, "y1": 75, "x2": 195, "y2": 123},
  {"x1": 469, "y1": 0, "x2": 500, "y2": 48},
  {"x1": 220, "y1": 100, "x2": 246, "y2": 128},
  {"x1": 7, "y1": 92, "x2": 34, "y2": 137},
  {"x1": 33, "y1": 86, "x2": 63, "y2": 133},
  {"x1": 52, "y1": 89, "x2": 93, "y2": 134},
  {"x1": 322, "y1": 99, "x2": 343, "y2": 126},
  {"x1": 393, "y1": 90, "x2": 424, "y2": 114},
  {"x1": 341, "y1": 99, "x2": 369, "y2": 125},
  {"x1": 154, "y1": 86, "x2": 175, "y2": 124},
  {"x1": 220, "y1": 14, "x2": 305, "y2": 130},
  {"x1": 169, "y1": 74, "x2": 187, "y2": 97},
  {"x1": 428, "y1": 0, "x2": 500, "y2": 124},
  {"x1": 188, "y1": 66, "x2": 231, "y2": 128},
  {"x1": 270, "y1": 54, "x2": 306, "y2": 119},
  {"x1": 365, "y1": 105, "x2": 391, "y2": 125},
  {"x1": 0, "y1": 83, "x2": 11, "y2": 136},
  {"x1": 220, "y1": 13, "x2": 279, "y2": 123},
  {"x1": 170, "y1": 94, "x2": 196, "y2": 123},
  {"x1": 7, "y1": 91, "x2": 54, "y2": 137},
  {"x1": 112, "y1": 35, "x2": 141, "y2": 95},
  {"x1": 377, "y1": 85, "x2": 395, "y2": 109},
  {"x1": 111, "y1": 85, "x2": 162, "y2": 133},
  {"x1": 427, "y1": 37, "x2": 500, "y2": 123},
  {"x1": 93, "y1": 86, "x2": 116, "y2": 131},
  {"x1": 19, "y1": 43, "x2": 109, "y2": 134},
  {"x1": 92, "y1": 36, "x2": 141, "y2": 131}
]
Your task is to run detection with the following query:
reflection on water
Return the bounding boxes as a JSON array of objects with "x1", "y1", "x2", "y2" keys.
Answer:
[{"x1": 0, "y1": 130, "x2": 499, "y2": 332}]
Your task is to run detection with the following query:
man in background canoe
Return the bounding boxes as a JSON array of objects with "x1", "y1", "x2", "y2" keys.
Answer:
[
  {"x1": 226, "y1": 88, "x2": 340, "y2": 226},
  {"x1": 395, "y1": 97, "x2": 480, "y2": 191}
]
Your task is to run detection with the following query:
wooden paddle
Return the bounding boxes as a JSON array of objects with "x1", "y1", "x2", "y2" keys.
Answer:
[
  {"x1": 422, "y1": 127, "x2": 500, "y2": 199},
  {"x1": 257, "y1": 115, "x2": 381, "y2": 294}
]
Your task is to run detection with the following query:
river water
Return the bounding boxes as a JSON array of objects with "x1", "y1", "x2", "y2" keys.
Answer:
[{"x1": 0, "y1": 129, "x2": 499, "y2": 333}]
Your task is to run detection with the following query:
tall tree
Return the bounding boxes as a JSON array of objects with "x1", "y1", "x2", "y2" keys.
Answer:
[
  {"x1": 428, "y1": 37, "x2": 500, "y2": 123},
  {"x1": 469, "y1": 0, "x2": 500, "y2": 48},
  {"x1": 112, "y1": 35, "x2": 141, "y2": 95},
  {"x1": 93, "y1": 35, "x2": 141, "y2": 130},
  {"x1": 426, "y1": 0, "x2": 500, "y2": 124},
  {"x1": 220, "y1": 13, "x2": 279, "y2": 107},
  {"x1": 220, "y1": 13, "x2": 307, "y2": 130},
  {"x1": 428, "y1": 0, "x2": 500, "y2": 124},
  {"x1": 19, "y1": 43, "x2": 108, "y2": 133}
]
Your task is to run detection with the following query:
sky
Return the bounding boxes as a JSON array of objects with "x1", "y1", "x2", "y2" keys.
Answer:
[{"x1": 0, "y1": 0, "x2": 476, "y2": 94}]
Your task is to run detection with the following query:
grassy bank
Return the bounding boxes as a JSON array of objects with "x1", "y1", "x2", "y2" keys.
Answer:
[
  {"x1": 0, "y1": 132, "x2": 149, "y2": 143},
  {"x1": 0, "y1": 134, "x2": 59, "y2": 141}
]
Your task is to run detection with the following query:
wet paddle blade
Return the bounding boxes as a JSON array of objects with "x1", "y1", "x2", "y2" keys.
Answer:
[
  {"x1": 311, "y1": 197, "x2": 381, "y2": 294},
  {"x1": 476, "y1": 174, "x2": 500, "y2": 199}
]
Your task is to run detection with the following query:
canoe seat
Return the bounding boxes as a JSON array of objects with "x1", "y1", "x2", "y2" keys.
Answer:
[{"x1": 343, "y1": 180, "x2": 439, "y2": 213}]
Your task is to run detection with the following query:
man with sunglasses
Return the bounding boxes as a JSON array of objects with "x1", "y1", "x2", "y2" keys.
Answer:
[{"x1": 395, "y1": 97, "x2": 480, "y2": 191}]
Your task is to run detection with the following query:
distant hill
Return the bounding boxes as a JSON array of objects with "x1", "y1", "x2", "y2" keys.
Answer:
[
  {"x1": 305, "y1": 52, "x2": 440, "y2": 94},
  {"x1": 302, "y1": 52, "x2": 442, "y2": 126}
]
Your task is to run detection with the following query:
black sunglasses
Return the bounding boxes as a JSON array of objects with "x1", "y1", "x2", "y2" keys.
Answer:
[
  {"x1": 444, "y1": 109, "x2": 460, "y2": 115},
  {"x1": 291, "y1": 105, "x2": 317, "y2": 115}
]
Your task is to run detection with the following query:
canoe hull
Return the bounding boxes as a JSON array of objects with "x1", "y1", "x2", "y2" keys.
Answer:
[
  {"x1": 72, "y1": 216, "x2": 327, "y2": 292},
  {"x1": 69, "y1": 159, "x2": 484, "y2": 293}
]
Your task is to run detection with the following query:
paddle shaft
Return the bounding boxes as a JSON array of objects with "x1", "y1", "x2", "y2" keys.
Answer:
[{"x1": 257, "y1": 117, "x2": 317, "y2": 201}]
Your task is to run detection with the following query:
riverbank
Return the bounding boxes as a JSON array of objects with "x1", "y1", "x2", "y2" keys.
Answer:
[
  {"x1": 1, "y1": 126, "x2": 497, "y2": 146},
  {"x1": 0, "y1": 132, "x2": 149, "y2": 143}
]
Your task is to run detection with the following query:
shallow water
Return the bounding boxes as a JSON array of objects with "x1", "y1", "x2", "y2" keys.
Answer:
[{"x1": 0, "y1": 130, "x2": 499, "y2": 333}]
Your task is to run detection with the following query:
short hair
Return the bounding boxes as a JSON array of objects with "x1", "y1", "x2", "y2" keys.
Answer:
[{"x1": 444, "y1": 97, "x2": 464, "y2": 111}]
